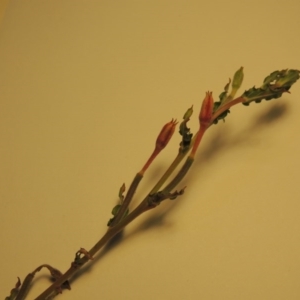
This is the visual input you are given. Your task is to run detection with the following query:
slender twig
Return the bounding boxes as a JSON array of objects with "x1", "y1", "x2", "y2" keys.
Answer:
[{"x1": 34, "y1": 198, "x2": 153, "y2": 300}]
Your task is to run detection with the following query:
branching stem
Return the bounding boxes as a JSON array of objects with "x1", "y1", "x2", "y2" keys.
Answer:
[
  {"x1": 8, "y1": 67, "x2": 298, "y2": 300},
  {"x1": 35, "y1": 198, "x2": 154, "y2": 300}
]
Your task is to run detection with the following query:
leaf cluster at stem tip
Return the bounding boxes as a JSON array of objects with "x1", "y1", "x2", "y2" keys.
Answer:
[
  {"x1": 212, "y1": 68, "x2": 300, "y2": 124},
  {"x1": 242, "y1": 69, "x2": 300, "y2": 105}
]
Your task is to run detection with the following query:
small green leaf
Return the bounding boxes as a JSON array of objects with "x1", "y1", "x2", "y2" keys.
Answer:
[
  {"x1": 179, "y1": 106, "x2": 193, "y2": 153},
  {"x1": 183, "y1": 105, "x2": 193, "y2": 120},
  {"x1": 112, "y1": 204, "x2": 121, "y2": 216},
  {"x1": 261, "y1": 70, "x2": 280, "y2": 89},
  {"x1": 221, "y1": 67, "x2": 244, "y2": 104},
  {"x1": 212, "y1": 101, "x2": 230, "y2": 124},
  {"x1": 275, "y1": 69, "x2": 300, "y2": 89},
  {"x1": 107, "y1": 205, "x2": 129, "y2": 226},
  {"x1": 118, "y1": 183, "x2": 126, "y2": 202},
  {"x1": 219, "y1": 79, "x2": 231, "y2": 102},
  {"x1": 231, "y1": 67, "x2": 244, "y2": 92}
]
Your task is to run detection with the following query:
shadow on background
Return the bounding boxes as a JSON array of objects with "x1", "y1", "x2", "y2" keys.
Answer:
[{"x1": 200, "y1": 101, "x2": 288, "y2": 163}]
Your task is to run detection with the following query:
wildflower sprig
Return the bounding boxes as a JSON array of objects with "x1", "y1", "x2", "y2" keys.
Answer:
[
  {"x1": 162, "y1": 68, "x2": 299, "y2": 198},
  {"x1": 8, "y1": 67, "x2": 299, "y2": 300}
]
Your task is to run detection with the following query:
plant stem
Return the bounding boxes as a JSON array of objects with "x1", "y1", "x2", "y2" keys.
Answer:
[
  {"x1": 162, "y1": 156, "x2": 194, "y2": 194},
  {"x1": 34, "y1": 95, "x2": 269, "y2": 299},
  {"x1": 149, "y1": 151, "x2": 186, "y2": 194},
  {"x1": 15, "y1": 273, "x2": 34, "y2": 300},
  {"x1": 212, "y1": 96, "x2": 244, "y2": 122},
  {"x1": 34, "y1": 199, "x2": 152, "y2": 300},
  {"x1": 110, "y1": 173, "x2": 143, "y2": 226}
]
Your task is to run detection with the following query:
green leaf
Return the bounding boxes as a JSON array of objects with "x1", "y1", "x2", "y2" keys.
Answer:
[
  {"x1": 107, "y1": 204, "x2": 129, "y2": 226},
  {"x1": 242, "y1": 69, "x2": 300, "y2": 106},
  {"x1": 118, "y1": 183, "x2": 126, "y2": 202},
  {"x1": 261, "y1": 70, "x2": 281, "y2": 89},
  {"x1": 219, "y1": 78, "x2": 231, "y2": 103},
  {"x1": 231, "y1": 67, "x2": 244, "y2": 92},
  {"x1": 212, "y1": 101, "x2": 230, "y2": 124},
  {"x1": 112, "y1": 204, "x2": 121, "y2": 216},
  {"x1": 179, "y1": 106, "x2": 193, "y2": 153}
]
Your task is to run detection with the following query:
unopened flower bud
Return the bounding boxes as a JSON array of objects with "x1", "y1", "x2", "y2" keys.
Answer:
[
  {"x1": 199, "y1": 92, "x2": 214, "y2": 127},
  {"x1": 232, "y1": 67, "x2": 244, "y2": 91},
  {"x1": 155, "y1": 119, "x2": 178, "y2": 151},
  {"x1": 140, "y1": 119, "x2": 178, "y2": 175}
]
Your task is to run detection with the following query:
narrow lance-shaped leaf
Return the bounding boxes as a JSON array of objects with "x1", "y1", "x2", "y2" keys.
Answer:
[{"x1": 230, "y1": 66, "x2": 244, "y2": 97}]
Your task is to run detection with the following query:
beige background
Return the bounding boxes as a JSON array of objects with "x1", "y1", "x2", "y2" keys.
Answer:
[{"x1": 1, "y1": 1, "x2": 300, "y2": 299}]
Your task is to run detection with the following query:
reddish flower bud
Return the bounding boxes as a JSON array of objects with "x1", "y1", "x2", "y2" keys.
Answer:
[
  {"x1": 199, "y1": 91, "x2": 214, "y2": 127},
  {"x1": 189, "y1": 92, "x2": 214, "y2": 158},
  {"x1": 140, "y1": 119, "x2": 178, "y2": 175},
  {"x1": 155, "y1": 119, "x2": 178, "y2": 151}
]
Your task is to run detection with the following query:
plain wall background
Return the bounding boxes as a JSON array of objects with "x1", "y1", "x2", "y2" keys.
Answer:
[{"x1": 1, "y1": 1, "x2": 300, "y2": 299}]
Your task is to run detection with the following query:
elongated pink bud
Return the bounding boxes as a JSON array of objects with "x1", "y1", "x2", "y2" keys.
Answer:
[
  {"x1": 199, "y1": 91, "x2": 214, "y2": 127},
  {"x1": 155, "y1": 119, "x2": 178, "y2": 151},
  {"x1": 140, "y1": 119, "x2": 178, "y2": 175},
  {"x1": 190, "y1": 92, "x2": 214, "y2": 159}
]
